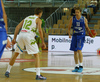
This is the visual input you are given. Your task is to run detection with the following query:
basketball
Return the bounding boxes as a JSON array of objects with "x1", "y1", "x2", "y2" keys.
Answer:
[{"x1": 89, "y1": 30, "x2": 97, "y2": 38}]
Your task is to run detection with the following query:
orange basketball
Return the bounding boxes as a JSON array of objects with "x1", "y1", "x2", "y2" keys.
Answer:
[{"x1": 89, "y1": 30, "x2": 97, "y2": 38}]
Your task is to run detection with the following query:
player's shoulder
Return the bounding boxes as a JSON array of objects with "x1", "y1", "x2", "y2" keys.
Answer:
[
  {"x1": 25, "y1": 15, "x2": 34, "y2": 19},
  {"x1": 36, "y1": 18, "x2": 42, "y2": 21},
  {"x1": 80, "y1": 16, "x2": 85, "y2": 21},
  {"x1": 36, "y1": 18, "x2": 42, "y2": 24},
  {"x1": 82, "y1": 16, "x2": 87, "y2": 21}
]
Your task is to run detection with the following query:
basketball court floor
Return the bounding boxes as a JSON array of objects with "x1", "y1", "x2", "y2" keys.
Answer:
[{"x1": 0, "y1": 50, "x2": 100, "y2": 82}]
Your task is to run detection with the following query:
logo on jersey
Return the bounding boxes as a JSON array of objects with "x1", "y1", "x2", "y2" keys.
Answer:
[{"x1": 75, "y1": 27, "x2": 82, "y2": 31}]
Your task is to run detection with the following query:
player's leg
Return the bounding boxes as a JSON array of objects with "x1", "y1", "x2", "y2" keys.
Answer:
[
  {"x1": 5, "y1": 52, "x2": 19, "y2": 77},
  {"x1": 70, "y1": 35, "x2": 79, "y2": 72},
  {"x1": 5, "y1": 33, "x2": 24, "y2": 77},
  {"x1": 77, "y1": 50, "x2": 83, "y2": 72},
  {"x1": 77, "y1": 35, "x2": 85, "y2": 72},
  {"x1": 72, "y1": 51, "x2": 79, "y2": 72},
  {"x1": 9, "y1": 52, "x2": 19, "y2": 66},
  {"x1": 34, "y1": 53, "x2": 40, "y2": 76},
  {"x1": 74, "y1": 51, "x2": 79, "y2": 65},
  {"x1": 25, "y1": 34, "x2": 46, "y2": 80},
  {"x1": 34, "y1": 53, "x2": 46, "y2": 80},
  {"x1": 78, "y1": 50, "x2": 83, "y2": 65}
]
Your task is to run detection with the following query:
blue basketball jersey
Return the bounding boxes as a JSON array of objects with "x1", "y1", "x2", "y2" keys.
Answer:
[
  {"x1": 72, "y1": 16, "x2": 85, "y2": 35},
  {"x1": 0, "y1": 0, "x2": 6, "y2": 32}
]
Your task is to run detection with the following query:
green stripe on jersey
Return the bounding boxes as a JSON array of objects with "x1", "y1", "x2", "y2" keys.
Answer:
[{"x1": 29, "y1": 17, "x2": 35, "y2": 19}]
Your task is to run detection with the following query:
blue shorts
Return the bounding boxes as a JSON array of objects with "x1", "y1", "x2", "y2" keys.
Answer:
[
  {"x1": 70, "y1": 35, "x2": 85, "y2": 51},
  {"x1": 0, "y1": 32, "x2": 7, "y2": 59}
]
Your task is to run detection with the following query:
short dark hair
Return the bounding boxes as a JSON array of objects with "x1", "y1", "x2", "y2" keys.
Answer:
[
  {"x1": 75, "y1": 7, "x2": 81, "y2": 12},
  {"x1": 34, "y1": 8, "x2": 43, "y2": 15}
]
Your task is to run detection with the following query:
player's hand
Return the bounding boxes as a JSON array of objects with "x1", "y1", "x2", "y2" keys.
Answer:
[
  {"x1": 42, "y1": 42, "x2": 46, "y2": 49},
  {"x1": 12, "y1": 39, "x2": 16, "y2": 45},
  {"x1": 6, "y1": 38, "x2": 12, "y2": 49},
  {"x1": 69, "y1": 35, "x2": 72, "y2": 38}
]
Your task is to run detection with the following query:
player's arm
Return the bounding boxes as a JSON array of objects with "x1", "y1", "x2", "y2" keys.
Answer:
[
  {"x1": 1, "y1": 0, "x2": 12, "y2": 49},
  {"x1": 36, "y1": 18, "x2": 46, "y2": 49},
  {"x1": 68, "y1": 17, "x2": 72, "y2": 38},
  {"x1": 12, "y1": 20, "x2": 24, "y2": 45},
  {"x1": 1, "y1": 0, "x2": 8, "y2": 32},
  {"x1": 13, "y1": 20, "x2": 24, "y2": 40},
  {"x1": 37, "y1": 18, "x2": 44, "y2": 44},
  {"x1": 84, "y1": 17, "x2": 90, "y2": 33}
]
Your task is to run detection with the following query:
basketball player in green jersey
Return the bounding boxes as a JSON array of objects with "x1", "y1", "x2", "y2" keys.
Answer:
[{"x1": 5, "y1": 8, "x2": 46, "y2": 80}]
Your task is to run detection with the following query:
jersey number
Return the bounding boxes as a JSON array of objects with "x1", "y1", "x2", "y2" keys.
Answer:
[
  {"x1": 23, "y1": 20, "x2": 32, "y2": 30},
  {"x1": 76, "y1": 22, "x2": 80, "y2": 26}
]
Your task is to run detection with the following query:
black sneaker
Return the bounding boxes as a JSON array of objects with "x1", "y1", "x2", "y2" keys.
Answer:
[
  {"x1": 36, "y1": 75, "x2": 46, "y2": 80},
  {"x1": 5, "y1": 71, "x2": 10, "y2": 78}
]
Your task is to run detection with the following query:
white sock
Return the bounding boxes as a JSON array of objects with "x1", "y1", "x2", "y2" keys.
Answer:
[
  {"x1": 36, "y1": 68, "x2": 40, "y2": 76},
  {"x1": 6, "y1": 64, "x2": 12, "y2": 73},
  {"x1": 80, "y1": 63, "x2": 83, "y2": 66},
  {"x1": 75, "y1": 64, "x2": 79, "y2": 67}
]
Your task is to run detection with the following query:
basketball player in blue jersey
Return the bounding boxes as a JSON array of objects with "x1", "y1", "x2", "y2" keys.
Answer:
[
  {"x1": 68, "y1": 7, "x2": 90, "y2": 72},
  {"x1": 0, "y1": 0, "x2": 11, "y2": 59}
]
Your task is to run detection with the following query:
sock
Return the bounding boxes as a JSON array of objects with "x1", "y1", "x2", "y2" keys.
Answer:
[
  {"x1": 36, "y1": 68, "x2": 40, "y2": 76},
  {"x1": 75, "y1": 64, "x2": 79, "y2": 67},
  {"x1": 79, "y1": 63, "x2": 83, "y2": 66},
  {"x1": 6, "y1": 64, "x2": 12, "y2": 73}
]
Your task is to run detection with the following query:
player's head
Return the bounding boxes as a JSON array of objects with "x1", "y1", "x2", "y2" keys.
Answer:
[
  {"x1": 34, "y1": 8, "x2": 43, "y2": 18},
  {"x1": 75, "y1": 7, "x2": 81, "y2": 16}
]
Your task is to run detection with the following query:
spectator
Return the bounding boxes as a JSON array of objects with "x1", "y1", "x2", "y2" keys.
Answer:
[
  {"x1": 97, "y1": 0, "x2": 99, "y2": 9},
  {"x1": 88, "y1": 0, "x2": 97, "y2": 14},
  {"x1": 90, "y1": 0, "x2": 97, "y2": 6},
  {"x1": 71, "y1": 5, "x2": 76, "y2": 16},
  {"x1": 82, "y1": 4, "x2": 91, "y2": 21}
]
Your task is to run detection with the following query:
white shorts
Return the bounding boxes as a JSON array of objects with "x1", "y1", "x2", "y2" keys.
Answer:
[{"x1": 15, "y1": 33, "x2": 39, "y2": 54}]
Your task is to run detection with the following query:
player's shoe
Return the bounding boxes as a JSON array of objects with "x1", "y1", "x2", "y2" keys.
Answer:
[
  {"x1": 5, "y1": 71, "x2": 10, "y2": 78},
  {"x1": 72, "y1": 67, "x2": 79, "y2": 72},
  {"x1": 36, "y1": 75, "x2": 46, "y2": 80},
  {"x1": 78, "y1": 66, "x2": 83, "y2": 73}
]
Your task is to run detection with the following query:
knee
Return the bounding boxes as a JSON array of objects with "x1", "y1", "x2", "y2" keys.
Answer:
[{"x1": 74, "y1": 51, "x2": 78, "y2": 55}]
